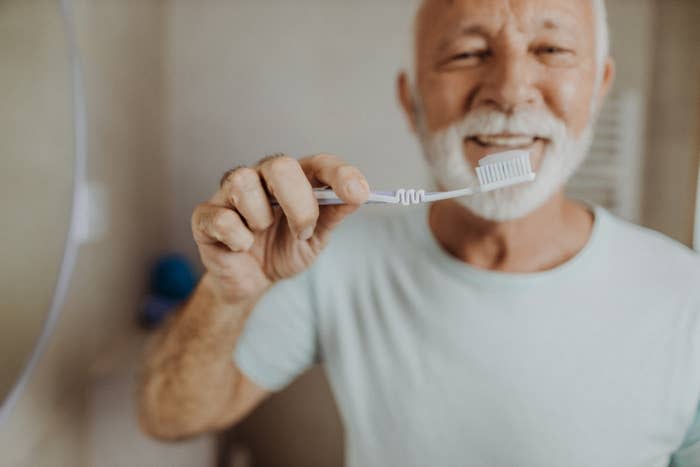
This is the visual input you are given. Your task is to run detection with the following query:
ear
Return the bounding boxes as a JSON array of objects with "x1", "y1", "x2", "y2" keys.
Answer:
[
  {"x1": 595, "y1": 57, "x2": 616, "y2": 109},
  {"x1": 397, "y1": 72, "x2": 419, "y2": 134}
]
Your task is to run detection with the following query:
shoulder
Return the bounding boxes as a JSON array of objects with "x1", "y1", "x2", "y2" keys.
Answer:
[
  {"x1": 599, "y1": 208, "x2": 700, "y2": 291},
  {"x1": 601, "y1": 208, "x2": 699, "y2": 269}
]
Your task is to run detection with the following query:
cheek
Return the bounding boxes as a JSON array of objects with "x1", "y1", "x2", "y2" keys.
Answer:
[
  {"x1": 419, "y1": 74, "x2": 474, "y2": 132},
  {"x1": 543, "y1": 72, "x2": 595, "y2": 137},
  {"x1": 557, "y1": 81, "x2": 578, "y2": 112}
]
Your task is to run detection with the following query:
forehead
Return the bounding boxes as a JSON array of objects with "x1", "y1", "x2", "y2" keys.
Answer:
[{"x1": 416, "y1": 0, "x2": 595, "y2": 43}]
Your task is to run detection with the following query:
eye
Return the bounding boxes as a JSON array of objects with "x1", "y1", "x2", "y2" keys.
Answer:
[
  {"x1": 533, "y1": 45, "x2": 576, "y2": 66},
  {"x1": 537, "y1": 46, "x2": 564, "y2": 54},
  {"x1": 448, "y1": 50, "x2": 491, "y2": 65}
]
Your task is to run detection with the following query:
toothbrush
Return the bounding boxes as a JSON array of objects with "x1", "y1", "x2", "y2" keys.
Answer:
[{"x1": 273, "y1": 150, "x2": 536, "y2": 207}]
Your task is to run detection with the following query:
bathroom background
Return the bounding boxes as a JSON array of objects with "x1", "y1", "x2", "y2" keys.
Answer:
[{"x1": 0, "y1": 0, "x2": 698, "y2": 466}]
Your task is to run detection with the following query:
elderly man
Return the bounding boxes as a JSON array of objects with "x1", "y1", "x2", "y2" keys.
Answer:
[{"x1": 139, "y1": 0, "x2": 700, "y2": 465}]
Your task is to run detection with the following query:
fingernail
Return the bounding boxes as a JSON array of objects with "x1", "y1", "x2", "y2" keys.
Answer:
[
  {"x1": 345, "y1": 180, "x2": 368, "y2": 199},
  {"x1": 299, "y1": 226, "x2": 314, "y2": 241}
]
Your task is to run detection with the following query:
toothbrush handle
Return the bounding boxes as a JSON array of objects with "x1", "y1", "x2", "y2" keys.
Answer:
[{"x1": 269, "y1": 188, "x2": 396, "y2": 206}]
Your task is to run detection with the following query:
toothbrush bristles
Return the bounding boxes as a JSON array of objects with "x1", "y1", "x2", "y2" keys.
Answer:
[{"x1": 475, "y1": 153, "x2": 535, "y2": 191}]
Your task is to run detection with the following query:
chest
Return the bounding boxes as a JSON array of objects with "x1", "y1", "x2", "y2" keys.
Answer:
[{"x1": 322, "y1": 280, "x2": 692, "y2": 467}]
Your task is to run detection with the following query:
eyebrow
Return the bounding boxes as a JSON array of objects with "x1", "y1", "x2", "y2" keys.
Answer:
[
  {"x1": 541, "y1": 19, "x2": 560, "y2": 30},
  {"x1": 536, "y1": 13, "x2": 580, "y2": 34},
  {"x1": 436, "y1": 12, "x2": 581, "y2": 53},
  {"x1": 437, "y1": 23, "x2": 491, "y2": 53},
  {"x1": 456, "y1": 24, "x2": 491, "y2": 37}
]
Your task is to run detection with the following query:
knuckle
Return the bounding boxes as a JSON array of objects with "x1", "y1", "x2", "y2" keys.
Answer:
[
  {"x1": 250, "y1": 208, "x2": 276, "y2": 231},
  {"x1": 231, "y1": 231, "x2": 254, "y2": 252},
  {"x1": 247, "y1": 217, "x2": 270, "y2": 232},
  {"x1": 309, "y1": 153, "x2": 337, "y2": 166},
  {"x1": 191, "y1": 204, "x2": 208, "y2": 229},
  {"x1": 266, "y1": 155, "x2": 297, "y2": 177},
  {"x1": 256, "y1": 152, "x2": 285, "y2": 166},
  {"x1": 211, "y1": 210, "x2": 234, "y2": 233},
  {"x1": 294, "y1": 212, "x2": 318, "y2": 230},
  {"x1": 229, "y1": 167, "x2": 258, "y2": 192},
  {"x1": 335, "y1": 164, "x2": 361, "y2": 181},
  {"x1": 220, "y1": 166, "x2": 247, "y2": 189},
  {"x1": 226, "y1": 241, "x2": 245, "y2": 253}
]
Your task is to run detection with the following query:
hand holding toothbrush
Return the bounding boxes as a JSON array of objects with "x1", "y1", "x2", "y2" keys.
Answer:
[{"x1": 191, "y1": 153, "x2": 371, "y2": 304}]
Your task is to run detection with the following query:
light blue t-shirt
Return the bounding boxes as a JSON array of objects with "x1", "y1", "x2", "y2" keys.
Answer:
[{"x1": 235, "y1": 205, "x2": 700, "y2": 467}]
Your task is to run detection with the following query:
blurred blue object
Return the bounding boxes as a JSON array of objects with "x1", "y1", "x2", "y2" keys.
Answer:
[
  {"x1": 140, "y1": 295, "x2": 181, "y2": 329},
  {"x1": 150, "y1": 253, "x2": 197, "y2": 301}
]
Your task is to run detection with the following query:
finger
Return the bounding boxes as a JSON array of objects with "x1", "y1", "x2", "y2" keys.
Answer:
[
  {"x1": 300, "y1": 154, "x2": 370, "y2": 205},
  {"x1": 216, "y1": 167, "x2": 274, "y2": 231},
  {"x1": 191, "y1": 204, "x2": 255, "y2": 252},
  {"x1": 258, "y1": 155, "x2": 318, "y2": 240}
]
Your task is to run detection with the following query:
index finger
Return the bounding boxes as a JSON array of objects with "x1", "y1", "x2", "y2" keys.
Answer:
[
  {"x1": 299, "y1": 154, "x2": 370, "y2": 205},
  {"x1": 258, "y1": 155, "x2": 319, "y2": 240}
]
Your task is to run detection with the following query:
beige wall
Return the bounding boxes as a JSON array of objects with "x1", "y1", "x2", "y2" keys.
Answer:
[
  {"x1": 0, "y1": 1, "x2": 182, "y2": 465},
  {"x1": 642, "y1": 0, "x2": 700, "y2": 245},
  {"x1": 606, "y1": 0, "x2": 656, "y2": 106}
]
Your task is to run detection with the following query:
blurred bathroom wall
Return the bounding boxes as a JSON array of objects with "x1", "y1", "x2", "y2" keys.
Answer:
[
  {"x1": 642, "y1": 0, "x2": 700, "y2": 245},
  {"x1": 0, "y1": 1, "x2": 212, "y2": 466}
]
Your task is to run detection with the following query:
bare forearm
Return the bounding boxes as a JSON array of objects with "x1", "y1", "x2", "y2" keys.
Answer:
[
  {"x1": 139, "y1": 153, "x2": 366, "y2": 439},
  {"x1": 138, "y1": 275, "x2": 263, "y2": 440}
]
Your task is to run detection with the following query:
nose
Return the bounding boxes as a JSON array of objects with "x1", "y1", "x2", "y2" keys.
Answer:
[{"x1": 473, "y1": 53, "x2": 540, "y2": 114}]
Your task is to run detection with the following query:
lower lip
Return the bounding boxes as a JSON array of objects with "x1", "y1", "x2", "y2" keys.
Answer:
[{"x1": 470, "y1": 137, "x2": 543, "y2": 149}]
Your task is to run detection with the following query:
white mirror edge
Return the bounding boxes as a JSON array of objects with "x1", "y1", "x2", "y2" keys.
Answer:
[{"x1": 0, "y1": 0, "x2": 87, "y2": 425}]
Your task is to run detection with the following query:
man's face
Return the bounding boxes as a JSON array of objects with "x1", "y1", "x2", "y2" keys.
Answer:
[
  {"x1": 414, "y1": 0, "x2": 599, "y2": 170},
  {"x1": 401, "y1": 0, "x2": 613, "y2": 221}
]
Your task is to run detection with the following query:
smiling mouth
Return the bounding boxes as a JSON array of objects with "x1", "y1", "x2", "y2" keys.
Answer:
[{"x1": 467, "y1": 134, "x2": 546, "y2": 149}]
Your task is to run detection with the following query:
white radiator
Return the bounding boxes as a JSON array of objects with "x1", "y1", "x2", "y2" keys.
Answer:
[{"x1": 566, "y1": 90, "x2": 645, "y2": 223}]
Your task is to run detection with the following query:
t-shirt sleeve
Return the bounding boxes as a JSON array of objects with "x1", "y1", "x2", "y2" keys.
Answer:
[
  {"x1": 233, "y1": 270, "x2": 318, "y2": 392},
  {"x1": 671, "y1": 403, "x2": 700, "y2": 466}
]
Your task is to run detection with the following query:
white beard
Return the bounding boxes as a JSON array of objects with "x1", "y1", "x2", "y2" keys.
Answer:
[{"x1": 417, "y1": 107, "x2": 595, "y2": 222}]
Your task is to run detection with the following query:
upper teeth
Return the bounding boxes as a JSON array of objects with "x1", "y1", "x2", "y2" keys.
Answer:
[{"x1": 475, "y1": 135, "x2": 536, "y2": 147}]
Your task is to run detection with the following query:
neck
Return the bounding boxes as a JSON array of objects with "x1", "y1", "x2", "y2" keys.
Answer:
[{"x1": 428, "y1": 192, "x2": 594, "y2": 273}]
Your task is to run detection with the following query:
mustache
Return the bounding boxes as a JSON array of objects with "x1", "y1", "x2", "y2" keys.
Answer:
[{"x1": 454, "y1": 108, "x2": 569, "y2": 141}]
